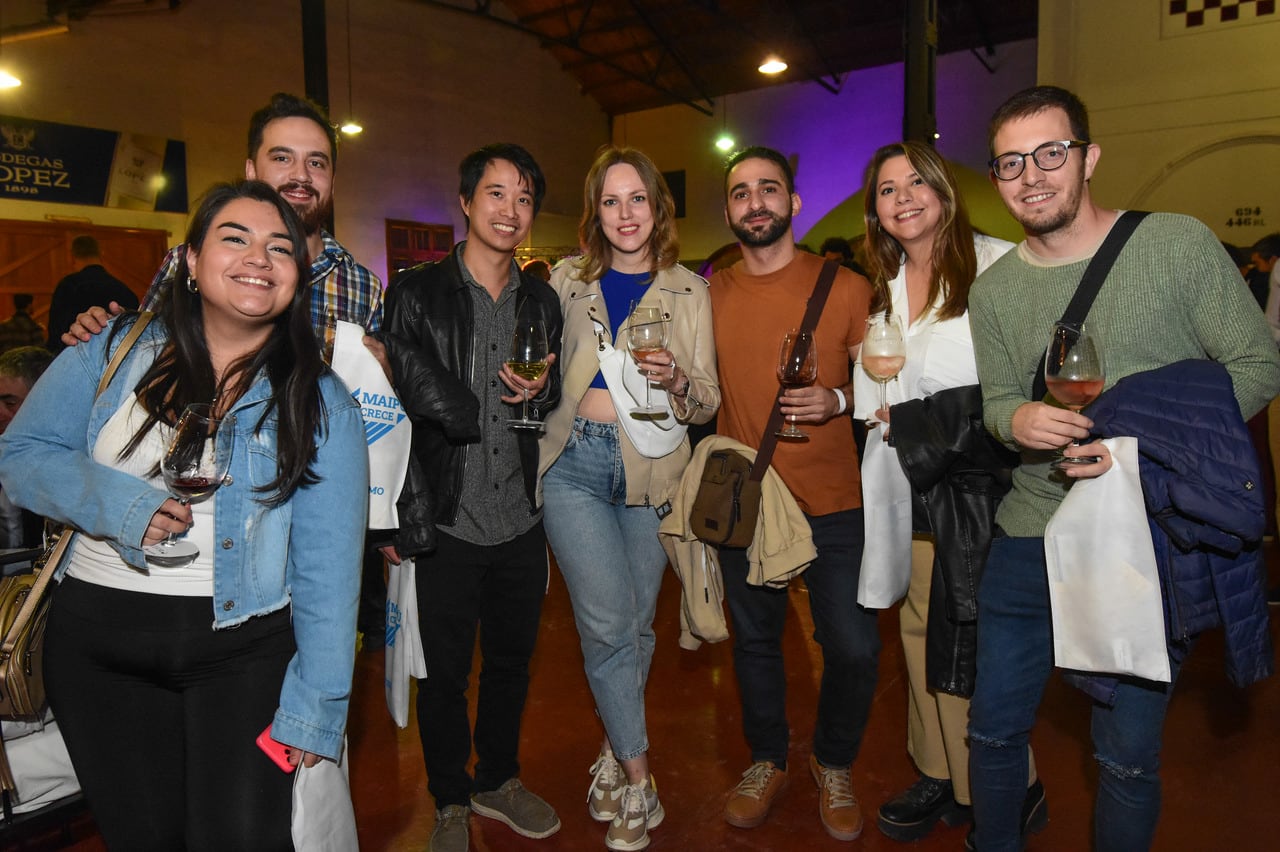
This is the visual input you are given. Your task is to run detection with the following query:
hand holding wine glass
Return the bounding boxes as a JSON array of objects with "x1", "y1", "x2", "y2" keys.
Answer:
[
  {"x1": 506, "y1": 319, "x2": 550, "y2": 431},
  {"x1": 144, "y1": 403, "x2": 235, "y2": 566},
  {"x1": 862, "y1": 314, "x2": 906, "y2": 414},
  {"x1": 1044, "y1": 321, "x2": 1105, "y2": 467},
  {"x1": 627, "y1": 302, "x2": 669, "y2": 415},
  {"x1": 776, "y1": 329, "x2": 818, "y2": 439}
]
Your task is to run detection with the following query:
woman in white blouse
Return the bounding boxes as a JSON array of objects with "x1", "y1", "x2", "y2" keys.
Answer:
[{"x1": 852, "y1": 142, "x2": 1044, "y2": 847}]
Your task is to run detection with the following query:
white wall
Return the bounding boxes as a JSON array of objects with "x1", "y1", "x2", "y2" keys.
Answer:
[
  {"x1": 611, "y1": 39, "x2": 1039, "y2": 259},
  {"x1": 1038, "y1": 0, "x2": 1280, "y2": 247},
  {"x1": 0, "y1": 0, "x2": 607, "y2": 280}
]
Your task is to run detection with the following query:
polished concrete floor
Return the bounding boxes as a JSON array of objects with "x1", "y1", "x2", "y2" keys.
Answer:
[{"x1": 17, "y1": 546, "x2": 1280, "y2": 851}]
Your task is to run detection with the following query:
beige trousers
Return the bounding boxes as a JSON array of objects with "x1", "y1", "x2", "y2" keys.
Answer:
[{"x1": 901, "y1": 536, "x2": 1035, "y2": 805}]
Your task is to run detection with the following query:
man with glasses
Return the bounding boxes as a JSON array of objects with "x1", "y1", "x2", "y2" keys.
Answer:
[{"x1": 966, "y1": 85, "x2": 1279, "y2": 851}]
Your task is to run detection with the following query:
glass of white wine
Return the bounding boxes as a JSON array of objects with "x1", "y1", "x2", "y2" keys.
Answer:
[
  {"x1": 506, "y1": 319, "x2": 549, "y2": 431},
  {"x1": 627, "y1": 302, "x2": 669, "y2": 415}
]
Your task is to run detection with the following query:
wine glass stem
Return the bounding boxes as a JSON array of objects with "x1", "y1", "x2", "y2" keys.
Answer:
[
  {"x1": 522, "y1": 388, "x2": 530, "y2": 422},
  {"x1": 645, "y1": 372, "x2": 652, "y2": 409},
  {"x1": 879, "y1": 379, "x2": 887, "y2": 413},
  {"x1": 165, "y1": 497, "x2": 191, "y2": 546}
]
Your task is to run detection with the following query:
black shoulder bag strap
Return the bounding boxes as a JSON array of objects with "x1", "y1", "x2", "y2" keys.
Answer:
[
  {"x1": 749, "y1": 259, "x2": 840, "y2": 482},
  {"x1": 1031, "y1": 210, "x2": 1149, "y2": 401}
]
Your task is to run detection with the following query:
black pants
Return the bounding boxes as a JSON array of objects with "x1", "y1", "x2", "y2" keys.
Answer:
[
  {"x1": 414, "y1": 523, "x2": 548, "y2": 807},
  {"x1": 720, "y1": 508, "x2": 879, "y2": 769},
  {"x1": 44, "y1": 576, "x2": 296, "y2": 852}
]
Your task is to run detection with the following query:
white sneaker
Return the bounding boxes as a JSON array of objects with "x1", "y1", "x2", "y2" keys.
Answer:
[
  {"x1": 605, "y1": 778, "x2": 664, "y2": 851},
  {"x1": 587, "y1": 751, "x2": 624, "y2": 822}
]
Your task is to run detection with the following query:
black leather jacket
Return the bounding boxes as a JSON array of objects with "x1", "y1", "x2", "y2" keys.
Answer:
[
  {"x1": 892, "y1": 384, "x2": 1018, "y2": 697},
  {"x1": 379, "y1": 245, "x2": 563, "y2": 557}
]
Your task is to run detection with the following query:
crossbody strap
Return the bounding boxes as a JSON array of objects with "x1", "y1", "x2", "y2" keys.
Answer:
[
  {"x1": 0, "y1": 311, "x2": 155, "y2": 661},
  {"x1": 1031, "y1": 211, "x2": 1149, "y2": 401},
  {"x1": 750, "y1": 259, "x2": 840, "y2": 482}
]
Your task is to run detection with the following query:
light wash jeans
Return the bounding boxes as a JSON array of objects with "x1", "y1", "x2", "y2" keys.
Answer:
[{"x1": 542, "y1": 418, "x2": 667, "y2": 761}]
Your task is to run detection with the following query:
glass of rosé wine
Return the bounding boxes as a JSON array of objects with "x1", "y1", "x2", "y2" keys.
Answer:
[
  {"x1": 144, "y1": 403, "x2": 235, "y2": 566},
  {"x1": 862, "y1": 314, "x2": 907, "y2": 414},
  {"x1": 1044, "y1": 321, "x2": 1104, "y2": 468}
]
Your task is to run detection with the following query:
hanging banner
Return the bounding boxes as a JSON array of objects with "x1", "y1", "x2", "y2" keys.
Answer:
[{"x1": 0, "y1": 114, "x2": 187, "y2": 212}]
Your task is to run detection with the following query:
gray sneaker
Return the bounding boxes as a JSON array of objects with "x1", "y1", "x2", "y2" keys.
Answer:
[
  {"x1": 429, "y1": 804, "x2": 470, "y2": 852},
  {"x1": 605, "y1": 778, "x2": 664, "y2": 851},
  {"x1": 470, "y1": 778, "x2": 561, "y2": 839}
]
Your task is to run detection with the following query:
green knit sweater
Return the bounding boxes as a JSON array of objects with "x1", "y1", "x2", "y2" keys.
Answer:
[{"x1": 969, "y1": 212, "x2": 1280, "y2": 536}]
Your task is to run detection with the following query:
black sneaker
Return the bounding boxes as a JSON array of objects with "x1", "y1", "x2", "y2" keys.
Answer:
[
  {"x1": 876, "y1": 774, "x2": 969, "y2": 842},
  {"x1": 966, "y1": 779, "x2": 1048, "y2": 850}
]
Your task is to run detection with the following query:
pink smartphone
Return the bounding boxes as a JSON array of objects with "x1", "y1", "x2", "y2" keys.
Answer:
[{"x1": 256, "y1": 724, "x2": 297, "y2": 774}]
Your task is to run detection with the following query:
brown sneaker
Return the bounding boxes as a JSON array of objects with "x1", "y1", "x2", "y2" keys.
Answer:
[
  {"x1": 809, "y1": 754, "x2": 862, "y2": 840},
  {"x1": 724, "y1": 761, "x2": 788, "y2": 828}
]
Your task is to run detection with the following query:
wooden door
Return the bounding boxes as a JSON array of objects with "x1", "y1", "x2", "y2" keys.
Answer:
[{"x1": 0, "y1": 219, "x2": 169, "y2": 333}]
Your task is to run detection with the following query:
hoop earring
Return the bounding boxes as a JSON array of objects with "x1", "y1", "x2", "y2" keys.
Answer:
[{"x1": 187, "y1": 275, "x2": 198, "y2": 294}]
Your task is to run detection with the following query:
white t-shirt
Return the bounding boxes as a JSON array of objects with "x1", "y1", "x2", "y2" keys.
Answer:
[{"x1": 66, "y1": 393, "x2": 216, "y2": 595}]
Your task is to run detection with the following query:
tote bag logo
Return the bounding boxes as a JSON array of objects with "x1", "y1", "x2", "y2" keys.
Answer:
[{"x1": 352, "y1": 387, "x2": 407, "y2": 445}]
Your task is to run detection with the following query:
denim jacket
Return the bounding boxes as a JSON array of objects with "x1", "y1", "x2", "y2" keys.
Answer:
[{"x1": 0, "y1": 317, "x2": 369, "y2": 759}]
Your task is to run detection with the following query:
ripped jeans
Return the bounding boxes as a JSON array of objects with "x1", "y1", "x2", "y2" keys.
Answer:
[{"x1": 967, "y1": 535, "x2": 1182, "y2": 852}]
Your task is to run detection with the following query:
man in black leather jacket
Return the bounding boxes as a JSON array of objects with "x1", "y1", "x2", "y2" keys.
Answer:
[{"x1": 379, "y1": 143, "x2": 564, "y2": 852}]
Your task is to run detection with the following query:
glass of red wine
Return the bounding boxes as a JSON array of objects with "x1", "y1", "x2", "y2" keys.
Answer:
[
  {"x1": 776, "y1": 329, "x2": 818, "y2": 439},
  {"x1": 1044, "y1": 321, "x2": 1104, "y2": 468},
  {"x1": 145, "y1": 403, "x2": 235, "y2": 566}
]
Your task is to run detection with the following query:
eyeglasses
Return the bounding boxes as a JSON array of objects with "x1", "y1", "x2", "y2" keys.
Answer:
[{"x1": 989, "y1": 140, "x2": 1089, "y2": 181}]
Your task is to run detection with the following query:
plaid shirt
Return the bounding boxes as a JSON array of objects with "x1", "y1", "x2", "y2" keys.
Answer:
[
  {"x1": 0, "y1": 312, "x2": 45, "y2": 354},
  {"x1": 143, "y1": 229, "x2": 384, "y2": 343}
]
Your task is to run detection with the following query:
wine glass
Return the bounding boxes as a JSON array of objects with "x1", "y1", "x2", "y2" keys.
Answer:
[
  {"x1": 862, "y1": 314, "x2": 907, "y2": 413},
  {"x1": 627, "y1": 302, "x2": 669, "y2": 416},
  {"x1": 144, "y1": 403, "x2": 235, "y2": 566},
  {"x1": 1044, "y1": 321, "x2": 1105, "y2": 467},
  {"x1": 775, "y1": 329, "x2": 817, "y2": 439},
  {"x1": 506, "y1": 319, "x2": 550, "y2": 431}
]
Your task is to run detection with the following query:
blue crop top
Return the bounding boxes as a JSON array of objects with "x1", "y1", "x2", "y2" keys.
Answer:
[{"x1": 588, "y1": 268, "x2": 654, "y2": 390}]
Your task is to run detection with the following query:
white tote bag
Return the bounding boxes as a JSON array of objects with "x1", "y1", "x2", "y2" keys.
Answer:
[
  {"x1": 857, "y1": 424, "x2": 913, "y2": 608},
  {"x1": 595, "y1": 331, "x2": 687, "y2": 458},
  {"x1": 385, "y1": 556, "x2": 428, "y2": 727},
  {"x1": 330, "y1": 320, "x2": 412, "y2": 529},
  {"x1": 1044, "y1": 437, "x2": 1170, "y2": 682},
  {"x1": 291, "y1": 739, "x2": 358, "y2": 851}
]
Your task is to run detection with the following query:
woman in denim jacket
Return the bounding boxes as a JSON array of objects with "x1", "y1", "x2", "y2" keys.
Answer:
[{"x1": 0, "y1": 181, "x2": 367, "y2": 850}]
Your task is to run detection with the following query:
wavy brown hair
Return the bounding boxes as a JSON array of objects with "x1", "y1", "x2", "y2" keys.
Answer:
[
  {"x1": 862, "y1": 141, "x2": 976, "y2": 321},
  {"x1": 576, "y1": 146, "x2": 679, "y2": 283}
]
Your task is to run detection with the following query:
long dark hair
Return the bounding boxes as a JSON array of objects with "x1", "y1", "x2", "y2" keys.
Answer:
[
  {"x1": 576, "y1": 146, "x2": 679, "y2": 282},
  {"x1": 862, "y1": 141, "x2": 976, "y2": 321},
  {"x1": 116, "y1": 180, "x2": 325, "y2": 506}
]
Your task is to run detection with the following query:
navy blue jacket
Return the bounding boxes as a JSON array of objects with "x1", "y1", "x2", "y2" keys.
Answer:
[{"x1": 1081, "y1": 359, "x2": 1272, "y2": 701}]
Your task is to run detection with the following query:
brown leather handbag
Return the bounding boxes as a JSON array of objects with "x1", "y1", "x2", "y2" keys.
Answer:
[{"x1": 0, "y1": 313, "x2": 153, "y2": 722}]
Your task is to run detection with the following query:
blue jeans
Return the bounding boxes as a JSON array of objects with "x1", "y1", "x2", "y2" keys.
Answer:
[
  {"x1": 968, "y1": 535, "x2": 1182, "y2": 852},
  {"x1": 542, "y1": 418, "x2": 668, "y2": 761},
  {"x1": 720, "y1": 508, "x2": 879, "y2": 768}
]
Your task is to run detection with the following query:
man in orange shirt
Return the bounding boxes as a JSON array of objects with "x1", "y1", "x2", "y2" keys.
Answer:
[{"x1": 710, "y1": 146, "x2": 878, "y2": 842}]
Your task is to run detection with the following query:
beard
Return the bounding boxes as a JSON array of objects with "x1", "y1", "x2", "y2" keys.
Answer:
[
  {"x1": 1013, "y1": 176, "x2": 1084, "y2": 238},
  {"x1": 279, "y1": 182, "x2": 333, "y2": 235},
  {"x1": 730, "y1": 207, "x2": 792, "y2": 248}
]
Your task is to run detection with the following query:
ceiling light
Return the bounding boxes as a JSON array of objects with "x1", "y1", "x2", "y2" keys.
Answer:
[
  {"x1": 758, "y1": 57, "x2": 787, "y2": 75},
  {"x1": 340, "y1": 120, "x2": 363, "y2": 136},
  {"x1": 715, "y1": 134, "x2": 735, "y2": 152},
  {"x1": 0, "y1": 70, "x2": 19, "y2": 89},
  {"x1": 339, "y1": 0, "x2": 362, "y2": 137}
]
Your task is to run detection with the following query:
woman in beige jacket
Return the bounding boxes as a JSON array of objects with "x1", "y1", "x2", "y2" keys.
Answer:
[{"x1": 537, "y1": 146, "x2": 718, "y2": 851}]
